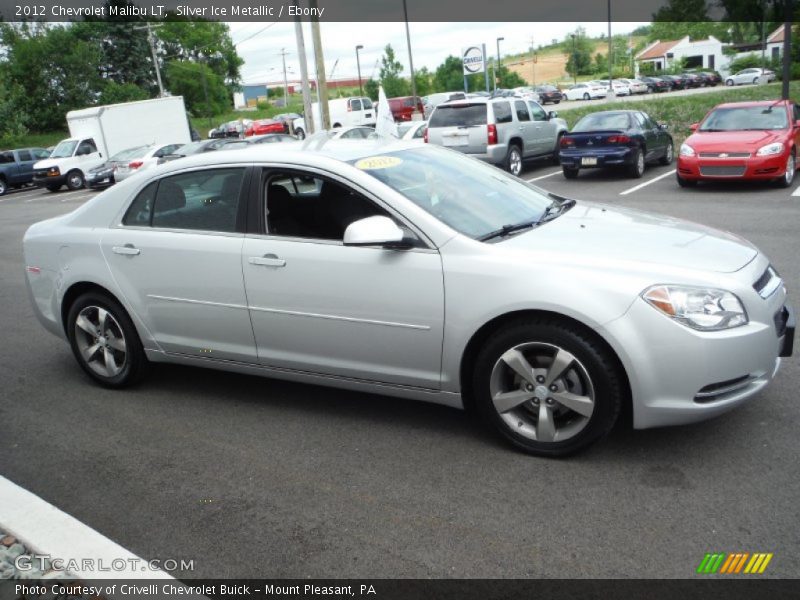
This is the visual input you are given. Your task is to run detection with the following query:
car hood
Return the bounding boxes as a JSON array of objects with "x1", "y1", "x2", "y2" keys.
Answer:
[
  {"x1": 33, "y1": 158, "x2": 67, "y2": 170},
  {"x1": 501, "y1": 202, "x2": 757, "y2": 273},
  {"x1": 685, "y1": 130, "x2": 786, "y2": 152}
]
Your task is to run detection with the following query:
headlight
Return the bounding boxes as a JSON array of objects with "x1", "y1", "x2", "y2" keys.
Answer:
[
  {"x1": 642, "y1": 285, "x2": 748, "y2": 331},
  {"x1": 679, "y1": 143, "x2": 695, "y2": 157},
  {"x1": 756, "y1": 142, "x2": 784, "y2": 156}
]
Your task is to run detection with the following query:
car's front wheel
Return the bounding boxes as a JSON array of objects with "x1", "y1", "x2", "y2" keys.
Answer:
[
  {"x1": 583, "y1": 93, "x2": 590, "y2": 100},
  {"x1": 505, "y1": 144, "x2": 523, "y2": 177},
  {"x1": 66, "y1": 170, "x2": 85, "y2": 191},
  {"x1": 472, "y1": 318, "x2": 623, "y2": 457},
  {"x1": 659, "y1": 141, "x2": 674, "y2": 166},
  {"x1": 295, "y1": 128, "x2": 305, "y2": 140},
  {"x1": 676, "y1": 172, "x2": 697, "y2": 187},
  {"x1": 775, "y1": 151, "x2": 796, "y2": 188},
  {"x1": 67, "y1": 292, "x2": 148, "y2": 388},
  {"x1": 725, "y1": 79, "x2": 734, "y2": 86}
]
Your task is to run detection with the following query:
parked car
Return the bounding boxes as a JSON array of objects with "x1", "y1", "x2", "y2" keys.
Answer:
[
  {"x1": 327, "y1": 126, "x2": 378, "y2": 140},
  {"x1": 397, "y1": 120, "x2": 427, "y2": 142},
  {"x1": 426, "y1": 97, "x2": 567, "y2": 176},
  {"x1": 0, "y1": 147, "x2": 51, "y2": 195},
  {"x1": 595, "y1": 80, "x2": 630, "y2": 96},
  {"x1": 22, "y1": 141, "x2": 794, "y2": 456},
  {"x1": 534, "y1": 85, "x2": 563, "y2": 104},
  {"x1": 272, "y1": 112, "x2": 303, "y2": 133},
  {"x1": 158, "y1": 138, "x2": 249, "y2": 163},
  {"x1": 387, "y1": 96, "x2": 425, "y2": 122},
  {"x1": 681, "y1": 72, "x2": 705, "y2": 88},
  {"x1": 245, "y1": 119, "x2": 285, "y2": 137},
  {"x1": 677, "y1": 99, "x2": 799, "y2": 188},
  {"x1": 559, "y1": 110, "x2": 674, "y2": 179},
  {"x1": 511, "y1": 87, "x2": 542, "y2": 103},
  {"x1": 247, "y1": 134, "x2": 300, "y2": 145},
  {"x1": 662, "y1": 75, "x2": 687, "y2": 90},
  {"x1": 695, "y1": 71, "x2": 722, "y2": 86},
  {"x1": 617, "y1": 78, "x2": 649, "y2": 95},
  {"x1": 725, "y1": 68, "x2": 776, "y2": 86},
  {"x1": 639, "y1": 76, "x2": 672, "y2": 93},
  {"x1": 113, "y1": 143, "x2": 185, "y2": 182},
  {"x1": 85, "y1": 161, "x2": 116, "y2": 189},
  {"x1": 422, "y1": 92, "x2": 467, "y2": 117},
  {"x1": 562, "y1": 82, "x2": 607, "y2": 101}
]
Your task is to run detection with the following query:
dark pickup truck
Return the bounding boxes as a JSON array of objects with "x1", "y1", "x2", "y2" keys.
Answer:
[{"x1": 0, "y1": 148, "x2": 51, "y2": 195}]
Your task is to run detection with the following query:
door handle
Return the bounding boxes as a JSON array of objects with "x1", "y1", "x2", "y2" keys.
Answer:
[
  {"x1": 112, "y1": 244, "x2": 140, "y2": 256},
  {"x1": 249, "y1": 254, "x2": 286, "y2": 268}
]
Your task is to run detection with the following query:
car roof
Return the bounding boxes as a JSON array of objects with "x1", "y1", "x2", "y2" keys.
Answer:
[{"x1": 712, "y1": 99, "x2": 790, "y2": 109}]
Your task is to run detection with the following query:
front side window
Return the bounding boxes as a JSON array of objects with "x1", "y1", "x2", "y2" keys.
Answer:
[
  {"x1": 122, "y1": 169, "x2": 245, "y2": 233},
  {"x1": 17, "y1": 150, "x2": 32, "y2": 161},
  {"x1": 77, "y1": 139, "x2": 97, "y2": 155},
  {"x1": 362, "y1": 98, "x2": 374, "y2": 109},
  {"x1": 264, "y1": 171, "x2": 390, "y2": 241},
  {"x1": 528, "y1": 102, "x2": 547, "y2": 121},
  {"x1": 515, "y1": 101, "x2": 531, "y2": 122}
]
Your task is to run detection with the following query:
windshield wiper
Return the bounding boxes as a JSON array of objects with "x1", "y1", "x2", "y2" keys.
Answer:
[
  {"x1": 539, "y1": 195, "x2": 576, "y2": 223},
  {"x1": 477, "y1": 219, "x2": 540, "y2": 242}
]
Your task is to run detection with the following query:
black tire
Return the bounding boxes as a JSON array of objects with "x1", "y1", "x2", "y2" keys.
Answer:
[
  {"x1": 725, "y1": 79, "x2": 734, "y2": 86},
  {"x1": 659, "y1": 141, "x2": 674, "y2": 166},
  {"x1": 753, "y1": 77, "x2": 759, "y2": 85},
  {"x1": 472, "y1": 318, "x2": 624, "y2": 457},
  {"x1": 775, "y1": 151, "x2": 795, "y2": 188},
  {"x1": 551, "y1": 133, "x2": 564, "y2": 164},
  {"x1": 333, "y1": 122, "x2": 342, "y2": 129},
  {"x1": 0, "y1": 177, "x2": 7, "y2": 196},
  {"x1": 628, "y1": 147, "x2": 645, "y2": 178},
  {"x1": 66, "y1": 170, "x2": 85, "y2": 191},
  {"x1": 562, "y1": 166, "x2": 579, "y2": 179},
  {"x1": 46, "y1": 184, "x2": 62, "y2": 192},
  {"x1": 554, "y1": 100, "x2": 560, "y2": 104},
  {"x1": 676, "y1": 172, "x2": 697, "y2": 187},
  {"x1": 66, "y1": 291, "x2": 148, "y2": 388},
  {"x1": 505, "y1": 144, "x2": 523, "y2": 177},
  {"x1": 583, "y1": 93, "x2": 590, "y2": 100},
  {"x1": 295, "y1": 128, "x2": 305, "y2": 140}
]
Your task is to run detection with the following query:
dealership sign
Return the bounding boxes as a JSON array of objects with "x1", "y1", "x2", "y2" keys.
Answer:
[{"x1": 462, "y1": 46, "x2": 486, "y2": 75}]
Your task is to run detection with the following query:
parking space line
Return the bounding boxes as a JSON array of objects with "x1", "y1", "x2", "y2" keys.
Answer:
[
  {"x1": 619, "y1": 169, "x2": 676, "y2": 196},
  {"x1": 526, "y1": 170, "x2": 561, "y2": 182},
  {"x1": 791, "y1": 185, "x2": 800, "y2": 197}
]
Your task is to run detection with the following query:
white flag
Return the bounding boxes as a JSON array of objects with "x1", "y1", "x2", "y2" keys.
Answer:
[{"x1": 376, "y1": 86, "x2": 399, "y2": 139}]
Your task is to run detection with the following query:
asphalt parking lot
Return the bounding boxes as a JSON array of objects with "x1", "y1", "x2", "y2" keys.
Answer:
[{"x1": 1, "y1": 164, "x2": 798, "y2": 579}]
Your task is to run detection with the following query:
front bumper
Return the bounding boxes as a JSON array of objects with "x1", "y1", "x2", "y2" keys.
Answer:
[
  {"x1": 678, "y1": 153, "x2": 789, "y2": 180},
  {"x1": 560, "y1": 147, "x2": 635, "y2": 169},
  {"x1": 86, "y1": 169, "x2": 114, "y2": 186},
  {"x1": 33, "y1": 172, "x2": 66, "y2": 187},
  {"x1": 599, "y1": 278, "x2": 791, "y2": 430}
]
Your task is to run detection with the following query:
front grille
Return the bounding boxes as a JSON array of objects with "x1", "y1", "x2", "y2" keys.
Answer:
[
  {"x1": 775, "y1": 307, "x2": 789, "y2": 337},
  {"x1": 699, "y1": 165, "x2": 746, "y2": 177},
  {"x1": 753, "y1": 265, "x2": 782, "y2": 298},
  {"x1": 694, "y1": 375, "x2": 754, "y2": 403},
  {"x1": 34, "y1": 170, "x2": 50, "y2": 178},
  {"x1": 698, "y1": 152, "x2": 751, "y2": 158}
]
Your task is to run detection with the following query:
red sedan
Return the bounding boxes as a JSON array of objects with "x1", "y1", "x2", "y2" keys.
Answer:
[
  {"x1": 677, "y1": 99, "x2": 799, "y2": 188},
  {"x1": 245, "y1": 119, "x2": 285, "y2": 137}
]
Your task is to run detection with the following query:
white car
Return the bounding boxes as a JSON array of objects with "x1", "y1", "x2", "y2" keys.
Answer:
[
  {"x1": 397, "y1": 120, "x2": 427, "y2": 142},
  {"x1": 594, "y1": 80, "x2": 630, "y2": 96},
  {"x1": 512, "y1": 87, "x2": 542, "y2": 103},
  {"x1": 113, "y1": 143, "x2": 186, "y2": 182},
  {"x1": 618, "y1": 78, "x2": 649, "y2": 94},
  {"x1": 725, "y1": 68, "x2": 776, "y2": 86},
  {"x1": 563, "y1": 83, "x2": 608, "y2": 101},
  {"x1": 22, "y1": 140, "x2": 794, "y2": 456}
]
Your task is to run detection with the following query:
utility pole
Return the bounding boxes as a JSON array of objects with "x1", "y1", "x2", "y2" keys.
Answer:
[
  {"x1": 402, "y1": 0, "x2": 419, "y2": 118},
  {"x1": 279, "y1": 48, "x2": 290, "y2": 108},
  {"x1": 294, "y1": 17, "x2": 314, "y2": 135},
  {"x1": 495, "y1": 37, "x2": 504, "y2": 91},
  {"x1": 529, "y1": 36, "x2": 536, "y2": 86},
  {"x1": 310, "y1": 0, "x2": 330, "y2": 129},
  {"x1": 607, "y1": 0, "x2": 614, "y2": 97},
  {"x1": 134, "y1": 23, "x2": 164, "y2": 97},
  {"x1": 355, "y1": 45, "x2": 364, "y2": 97}
]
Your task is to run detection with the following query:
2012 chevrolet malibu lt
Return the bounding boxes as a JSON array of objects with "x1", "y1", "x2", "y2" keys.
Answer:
[{"x1": 23, "y1": 140, "x2": 795, "y2": 456}]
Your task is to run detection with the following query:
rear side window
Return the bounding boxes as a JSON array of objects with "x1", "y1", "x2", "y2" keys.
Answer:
[
  {"x1": 350, "y1": 99, "x2": 362, "y2": 111},
  {"x1": 492, "y1": 102, "x2": 512, "y2": 124},
  {"x1": 429, "y1": 103, "x2": 487, "y2": 127},
  {"x1": 123, "y1": 182, "x2": 157, "y2": 226},
  {"x1": 362, "y1": 98, "x2": 373, "y2": 109}
]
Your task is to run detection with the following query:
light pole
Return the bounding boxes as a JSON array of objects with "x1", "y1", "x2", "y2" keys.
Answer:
[
  {"x1": 279, "y1": 48, "x2": 290, "y2": 108},
  {"x1": 355, "y1": 45, "x2": 364, "y2": 97},
  {"x1": 495, "y1": 37, "x2": 504, "y2": 91}
]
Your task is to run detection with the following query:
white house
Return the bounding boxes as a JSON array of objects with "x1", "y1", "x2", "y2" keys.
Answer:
[
  {"x1": 766, "y1": 24, "x2": 788, "y2": 61},
  {"x1": 636, "y1": 35, "x2": 726, "y2": 72}
]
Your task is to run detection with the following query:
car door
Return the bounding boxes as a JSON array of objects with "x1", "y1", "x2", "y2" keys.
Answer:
[
  {"x1": 634, "y1": 112, "x2": 666, "y2": 161},
  {"x1": 513, "y1": 100, "x2": 538, "y2": 157},
  {"x1": 1, "y1": 151, "x2": 21, "y2": 183},
  {"x1": 100, "y1": 166, "x2": 258, "y2": 363},
  {"x1": 528, "y1": 101, "x2": 557, "y2": 156},
  {"x1": 14, "y1": 150, "x2": 37, "y2": 184},
  {"x1": 242, "y1": 167, "x2": 445, "y2": 389}
]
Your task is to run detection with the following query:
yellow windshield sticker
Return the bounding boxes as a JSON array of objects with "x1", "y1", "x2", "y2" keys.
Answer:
[{"x1": 355, "y1": 156, "x2": 402, "y2": 170}]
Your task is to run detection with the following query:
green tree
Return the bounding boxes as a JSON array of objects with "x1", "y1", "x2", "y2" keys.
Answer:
[
  {"x1": 414, "y1": 66, "x2": 433, "y2": 97},
  {"x1": 496, "y1": 64, "x2": 525, "y2": 88},
  {"x1": 0, "y1": 83, "x2": 28, "y2": 146},
  {"x1": 98, "y1": 81, "x2": 150, "y2": 105},
  {"x1": 433, "y1": 55, "x2": 484, "y2": 93},
  {"x1": 564, "y1": 28, "x2": 594, "y2": 77},
  {"x1": 378, "y1": 44, "x2": 409, "y2": 97},
  {"x1": 165, "y1": 60, "x2": 229, "y2": 117},
  {"x1": 364, "y1": 78, "x2": 379, "y2": 100}
]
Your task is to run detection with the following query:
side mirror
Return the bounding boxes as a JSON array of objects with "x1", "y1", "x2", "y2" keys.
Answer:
[
  {"x1": 689, "y1": 123, "x2": 699, "y2": 132},
  {"x1": 343, "y1": 216, "x2": 405, "y2": 247},
  {"x1": 548, "y1": 111, "x2": 558, "y2": 120}
]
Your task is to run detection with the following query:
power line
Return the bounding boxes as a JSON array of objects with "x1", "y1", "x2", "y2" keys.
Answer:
[{"x1": 234, "y1": 22, "x2": 277, "y2": 46}]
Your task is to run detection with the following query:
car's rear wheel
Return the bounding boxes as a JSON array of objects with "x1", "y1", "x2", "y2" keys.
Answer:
[
  {"x1": 562, "y1": 166, "x2": 579, "y2": 179},
  {"x1": 505, "y1": 144, "x2": 523, "y2": 177},
  {"x1": 295, "y1": 128, "x2": 305, "y2": 140},
  {"x1": 551, "y1": 133, "x2": 564, "y2": 164},
  {"x1": 66, "y1": 170, "x2": 85, "y2": 191},
  {"x1": 775, "y1": 151, "x2": 796, "y2": 188},
  {"x1": 659, "y1": 141, "x2": 674, "y2": 165},
  {"x1": 473, "y1": 318, "x2": 623, "y2": 457},
  {"x1": 0, "y1": 178, "x2": 7, "y2": 196},
  {"x1": 628, "y1": 147, "x2": 645, "y2": 178},
  {"x1": 67, "y1": 292, "x2": 147, "y2": 388},
  {"x1": 676, "y1": 172, "x2": 697, "y2": 187},
  {"x1": 725, "y1": 79, "x2": 734, "y2": 86},
  {"x1": 583, "y1": 93, "x2": 590, "y2": 100}
]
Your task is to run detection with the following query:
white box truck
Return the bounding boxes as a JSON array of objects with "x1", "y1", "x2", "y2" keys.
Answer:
[{"x1": 33, "y1": 96, "x2": 192, "y2": 192}]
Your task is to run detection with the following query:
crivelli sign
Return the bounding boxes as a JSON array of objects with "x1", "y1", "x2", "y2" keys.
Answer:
[{"x1": 462, "y1": 45, "x2": 486, "y2": 75}]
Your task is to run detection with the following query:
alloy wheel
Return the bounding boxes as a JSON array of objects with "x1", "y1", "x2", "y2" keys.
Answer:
[
  {"x1": 785, "y1": 153, "x2": 795, "y2": 186},
  {"x1": 73, "y1": 306, "x2": 127, "y2": 378},
  {"x1": 489, "y1": 342, "x2": 595, "y2": 443},
  {"x1": 508, "y1": 147, "x2": 522, "y2": 176}
]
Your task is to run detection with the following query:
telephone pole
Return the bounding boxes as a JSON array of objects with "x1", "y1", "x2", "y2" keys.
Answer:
[
  {"x1": 310, "y1": 0, "x2": 330, "y2": 129},
  {"x1": 278, "y1": 48, "x2": 290, "y2": 108},
  {"x1": 294, "y1": 18, "x2": 314, "y2": 135},
  {"x1": 134, "y1": 23, "x2": 164, "y2": 97},
  {"x1": 529, "y1": 36, "x2": 536, "y2": 86}
]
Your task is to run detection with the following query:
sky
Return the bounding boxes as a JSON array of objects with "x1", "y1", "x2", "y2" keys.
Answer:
[{"x1": 228, "y1": 21, "x2": 650, "y2": 85}]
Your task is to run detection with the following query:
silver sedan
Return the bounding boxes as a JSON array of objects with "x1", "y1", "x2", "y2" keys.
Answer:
[{"x1": 23, "y1": 140, "x2": 794, "y2": 456}]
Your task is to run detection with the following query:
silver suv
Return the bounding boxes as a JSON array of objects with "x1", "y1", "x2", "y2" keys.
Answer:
[{"x1": 426, "y1": 96, "x2": 568, "y2": 176}]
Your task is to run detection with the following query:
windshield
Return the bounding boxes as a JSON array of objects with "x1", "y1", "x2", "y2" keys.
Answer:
[
  {"x1": 699, "y1": 106, "x2": 788, "y2": 131},
  {"x1": 349, "y1": 147, "x2": 552, "y2": 240},
  {"x1": 110, "y1": 145, "x2": 151, "y2": 162},
  {"x1": 49, "y1": 140, "x2": 78, "y2": 159},
  {"x1": 573, "y1": 112, "x2": 631, "y2": 131}
]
